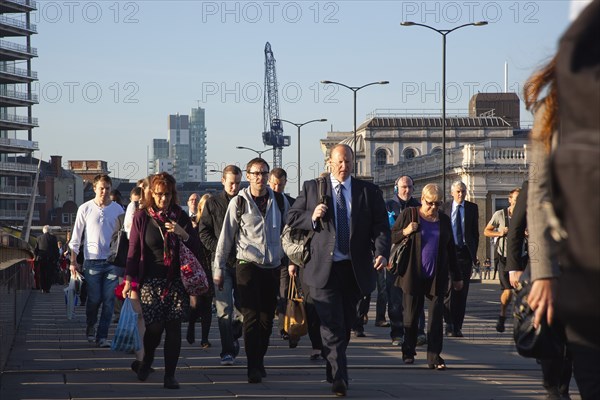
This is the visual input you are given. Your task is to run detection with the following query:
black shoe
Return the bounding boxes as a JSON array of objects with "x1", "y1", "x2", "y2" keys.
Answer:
[
  {"x1": 496, "y1": 316, "x2": 506, "y2": 333},
  {"x1": 446, "y1": 330, "x2": 456, "y2": 337},
  {"x1": 248, "y1": 369, "x2": 262, "y2": 383},
  {"x1": 186, "y1": 323, "x2": 195, "y2": 344},
  {"x1": 289, "y1": 336, "x2": 299, "y2": 348},
  {"x1": 137, "y1": 363, "x2": 151, "y2": 381},
  {"x1": 454, "y1": 330, "x2": 464, "y2": 338},
  {"x1": 352, "y1": 329, "x2": 366, "y2": 338},
  {"x1": 163, "y1": 376, "x2": 180, "y2": 389},
  {"x1": 332, "y1": 379, "x2": 347, "y2": 397},
  {"x1": 259, "y1": 365, "x2": 267, "y2": 378},
  {"x1": 131, "y1": 360, "x2": 155, "y2": 374}
]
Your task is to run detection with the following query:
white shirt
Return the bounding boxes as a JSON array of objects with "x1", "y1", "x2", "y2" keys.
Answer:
[{"x1": 69, "y1": 199, "x2": 124, "y2": 260}]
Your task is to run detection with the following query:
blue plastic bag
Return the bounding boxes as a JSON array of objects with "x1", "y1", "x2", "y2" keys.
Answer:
[{"x1": 111, "y1": 298, "x2": 141, "y2": 353}]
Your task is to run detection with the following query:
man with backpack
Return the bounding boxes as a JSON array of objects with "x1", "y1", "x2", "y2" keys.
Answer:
[
  {"x1": 213, "y1": 158, "x2": 289, "y2": 384},
  {"x1": 484, "y1": 188, "x2": 520, "y2": 333}
]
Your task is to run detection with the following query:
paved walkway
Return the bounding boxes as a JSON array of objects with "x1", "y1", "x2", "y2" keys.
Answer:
[{"x1": 0, "y1": 280, "x2": 580, "y2": 399}]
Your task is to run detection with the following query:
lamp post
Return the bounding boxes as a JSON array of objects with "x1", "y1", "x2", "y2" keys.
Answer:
[
  {"x1": 236, "y1": 146, "x2": 274, "y2": 159},
  {"x1": 400, "y1": 21, "x2": 487, "y2": 199},
  {"x1": 320, "y1": 80, "x2": 389, "y2": 176},
  {"x1": 275, "y1": 118, "x2": 327, "y2": 194}
]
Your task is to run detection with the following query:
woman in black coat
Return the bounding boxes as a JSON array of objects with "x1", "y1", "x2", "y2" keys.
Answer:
[{"x1": 391, "y1": 183, "x2": 463, "y2": 369}]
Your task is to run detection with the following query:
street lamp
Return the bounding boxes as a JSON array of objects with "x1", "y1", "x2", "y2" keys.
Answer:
[
  {"x1": 236, "y1": 146, "x2": 274, "y2": 159},
  {"x1": 275, "y1": 118, "x2": 327, "y2": 194},
  {"x1": 320, "y1": 80, "x2": 389, "y2": 176},
  {"x1": 400, "y1": 21, "x2": 487, "y2": 199}
]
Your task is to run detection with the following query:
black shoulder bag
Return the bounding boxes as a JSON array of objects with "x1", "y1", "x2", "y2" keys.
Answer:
[{"x1": 388, "y1": 207, "x2": 418, "y2": 276}]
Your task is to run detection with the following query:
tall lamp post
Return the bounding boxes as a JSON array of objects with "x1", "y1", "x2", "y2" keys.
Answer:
[
  {"x1": 275, "y1": 118, "x2": 327, "y2": 194},
  {"x1": 236, "y1": 146, "x2": 274, "y2": 159},
  {"x1": 400, "y1": 21, "x2": 487, "y2": 199},
  {"x1": 320, "y1": 80, "x2": 389, "y2": 176}
]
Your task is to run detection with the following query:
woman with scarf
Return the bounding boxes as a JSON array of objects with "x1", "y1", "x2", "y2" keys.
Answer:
[{"x1": 123, "y1": 172, "x2": 200, "y2": 389}]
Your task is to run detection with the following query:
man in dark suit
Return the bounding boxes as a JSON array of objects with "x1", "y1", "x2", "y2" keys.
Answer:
[
  {"x1": 443, "y1": 180, "x2": 479, "y2": 337},
  {"x1": 287, "y1": 144, "x2": 390, "y2": 397},
  {"x1": 34, "y1": 225, "x2": 59, "y2": 293}
]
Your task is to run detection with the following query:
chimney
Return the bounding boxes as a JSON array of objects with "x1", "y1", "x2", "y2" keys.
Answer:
[{"x1": 50, "y1": 155, "x2": 62, "y2": 176}]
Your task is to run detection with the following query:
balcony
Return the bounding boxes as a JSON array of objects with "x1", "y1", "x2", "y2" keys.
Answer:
[
  {"x1": 0, "y1": 0, "x2": 37, "y2": 13},
  {"x1": 0, "y1": 112, "x2": 38, "y2": 129},
  {"x1": 0, "y1": 39, "x2": 37, "y2": 61},
  {"x1": 0, "y1": 87, "x2": 37, "y2": 106},
  {"x1": 0, "y1": 63, "x2": 37, "y2": 83},
  {"x1": 0, "y1": 185, "x2": 33, "y2": 197},
  {"x1": 0, "y1": 15, "x2": 37, "y2": 36},
  {"x1": 0, "y1": 160, "x2": 37, "y2": 174},
  {"x1": 0, "y1": 137, "x2": 38, "y2": 152},
  {"x1": 0, "y1": 209, "x2": 39, "y2": 220}
]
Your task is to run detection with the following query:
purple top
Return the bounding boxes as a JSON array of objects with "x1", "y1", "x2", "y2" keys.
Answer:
[{"x1": 420, "y1": 218, "x2": 440, "y2": 279}]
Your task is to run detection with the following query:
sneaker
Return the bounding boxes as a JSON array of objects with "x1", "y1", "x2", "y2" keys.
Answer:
[
  {"x1": 220, "y1": 354, "x2": 235, "y2": 366},
  {"x1": 391, "y1": 337, "x2": 404, "y2": 346},
  {"x1": 416, "y1": 334, "x2": 427, "y2": 346},
  {"x1": 200, "y1": 341, "x2": 211, "y2": 349},
  {"x1": 375, "y1": 320, "x2": 391, "y2": 327},
  {"x1": 97, "y1": 338, "x2": 111, "y2": 348},
  {"x1": 86, "y1": 325, "x2": 96, "y2": 343}
]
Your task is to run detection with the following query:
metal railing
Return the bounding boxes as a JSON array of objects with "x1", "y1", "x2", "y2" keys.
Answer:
[
  {"x1": 0, "y1": 88, "x2": 38, "y2": 102},
  {"x1": 0, "y1": 113, "x2": 38, "y2": 125},
  {"x1": 0, "y1": 209, "x2": 39, "y2": 219},
  {"x1": 5, "y1": 0, "x2": 37, "y2": 9},
  {"x1": 0, "y1": 39, "x2": 37, "y2": 56},
  {"x1": 0, "y1": 137, "x2": 39, "y2": 150},
  {"x1": 0, "y1": 161, "x2": 37, "y2": 173},
  {"x1": 0, "y1": 185, "x2": 33, "y2": 196},
  {"x1": 0, "y1": 15, "x2": 37, "y2": 32},
  {"x1": 0, "y1": 64, "x2": 38, "y2": 79}
]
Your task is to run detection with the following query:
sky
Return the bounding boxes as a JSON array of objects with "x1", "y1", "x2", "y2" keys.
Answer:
[{"x1": 27, "y1": 0, "x2": 579, "y2": 196}]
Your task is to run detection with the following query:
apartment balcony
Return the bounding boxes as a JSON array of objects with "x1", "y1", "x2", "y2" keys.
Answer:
[
  {"x1": 0, "y1": 209, "x2": 39, "y2": 221},
  {"x1": 0, "y1": 112, "x2": 38, "y2": 129},
  {"x1": 0, "y1": 185, "x2": 33, "y2": 197},
  {"x1": 0, "y1": 15, "x2": 37, "y2": 37},
  {"x1": 0, "y1": 160, "x2": 37, "y2": 175},
  {"x1": 0, "y1": 0, "x2": 37, "y2": 13},
  {"x1": 0, "y1": 64, "x2": 37, "y2": 84},
  {"x1": 0, "y1": 137, "x2": 38, "y2": 153},
  {"x1": 0, "y1": 39, "x2": 37, "y2": 61},
  {"x1": 0, "y1": 87, "x2": 37, "y2": 106}
]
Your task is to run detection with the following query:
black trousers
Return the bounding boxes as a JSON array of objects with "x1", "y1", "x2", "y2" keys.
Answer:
[
  {"x1": 39, "y1": 259, "x2": 56, "y2": 293},
  {"x1": 310, "y1": 260, "x2": 361, "y2": 384},
  {"x1": 402, "y1": 279, "x2": 444, "y2": 364},
  {"x1": 236, "y1": 263, "x2": 279, "y2": 373},
  {"x1": 444, "y1": 247, "x2": 472, "y2": 332},
  {"x1": 299, "y1": 268, "x2": 323, "y2": 352}
]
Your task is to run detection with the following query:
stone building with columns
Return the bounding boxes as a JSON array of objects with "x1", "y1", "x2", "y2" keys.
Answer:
[{"x1": 319, "y1": 93, "x2": 529, "y2": 261}]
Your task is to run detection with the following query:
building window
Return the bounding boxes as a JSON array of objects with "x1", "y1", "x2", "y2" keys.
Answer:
[
  {"x1": 375, "y1": 149, "x2": 387, "y2": 168},
  {"x1": 62, "y1": 213, "x2": 69, "y2": 224},
  {"x1": 403, "y1": 148, "x2": 417, "y2": 160}
]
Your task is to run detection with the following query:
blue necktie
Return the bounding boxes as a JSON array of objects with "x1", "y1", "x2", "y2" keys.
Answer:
[
  {"x1": 336, "y1": 184, "x2": 350, "y2": 255},
  {"x1": 455, "y1": 205, "x2": 464, "y2": 247}
]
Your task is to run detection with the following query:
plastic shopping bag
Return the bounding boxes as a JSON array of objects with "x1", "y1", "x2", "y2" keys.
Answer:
[
  {"x1": 111, "y1": 298, "x2": 141, "y2": 353},
  {"x1": 64, "y1": 273, "x2": 81, "y2": 320}
]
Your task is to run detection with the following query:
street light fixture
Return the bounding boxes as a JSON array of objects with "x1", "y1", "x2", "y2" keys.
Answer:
[
  {"x1": 400, "y1": 20, "x2": 487, "y2": 199},
  {"x1": 236, "y1": 146, "x2": 274, "y2": 159},
  {"x1": 320, "y1": 80, "x2": 389, "y2": 176},
  {"x1": 275, "y1": 118, "x2": 327, "y2": 194}
]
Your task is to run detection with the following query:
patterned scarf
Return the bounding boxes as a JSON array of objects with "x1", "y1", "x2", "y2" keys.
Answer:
[{"x1": 147, "y1": 206, "x2": 179, "y2": 270}]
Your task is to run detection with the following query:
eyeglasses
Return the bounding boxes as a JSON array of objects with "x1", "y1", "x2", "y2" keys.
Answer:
[
  {"x1": 247, "y1": 171, "x2": 269, "y2": 177},
  {"x1": 153, "y1": 191, "x2": 172, "y2": 198},
  {"x1": 424, "y1": 200, "x2": 443, "y2": 207}
]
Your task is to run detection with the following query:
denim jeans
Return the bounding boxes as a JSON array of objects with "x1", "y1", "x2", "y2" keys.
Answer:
[
  {"x1": 83, "y1": 259, "x2": 119, "y2": 341},
  {"x1": 214, "y1": 265, "x2": 242, "y2": 358}
]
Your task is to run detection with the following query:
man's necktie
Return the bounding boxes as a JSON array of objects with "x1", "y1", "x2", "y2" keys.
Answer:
[
  {"x1": 336, "y1": 184, "x2": 350, "y2": 255},
  {"x1": 455, "y1": 205, "x2": 464, "y2": 247}
]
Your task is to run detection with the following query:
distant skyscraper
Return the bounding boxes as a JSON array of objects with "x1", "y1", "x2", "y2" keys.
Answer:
[{"x1": 149, "y1": 109, "x2": 207, "y2": 182}]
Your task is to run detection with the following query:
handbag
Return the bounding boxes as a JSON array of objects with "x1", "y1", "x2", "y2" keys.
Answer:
[
  {"x1": 64, "y1": 273, "x2": 82, "y2": 320},
  {"x1": 513, "y1": 281, "x2": 566, "y2": 359},
  {"x1": 388, "y1": 207, "x2": 418, "y2": 276},
  {"x1": 179, "y1": 240, "x2": 209, "y2": 296},
  {"x1": 107, "y1": 227, "x2": 128, "y2": 268},
  {"x1": 283, "y1": 275, "x2": 308, "y2": 338},
  {"x1": 281, "y1": 176, "x2": 326, "y2": 267},
  {"x1": 111, "y1": 298, "x2": 141, "y2": 353}
]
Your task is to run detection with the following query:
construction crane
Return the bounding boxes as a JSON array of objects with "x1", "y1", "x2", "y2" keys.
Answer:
[{"x1": 262, "y1": 42, "x2": 290, "y2": 168}]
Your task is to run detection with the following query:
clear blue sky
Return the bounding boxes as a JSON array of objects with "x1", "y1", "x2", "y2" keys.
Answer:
[{"x1": 32, "y1": 0, "x2": 577, "y2": 195}]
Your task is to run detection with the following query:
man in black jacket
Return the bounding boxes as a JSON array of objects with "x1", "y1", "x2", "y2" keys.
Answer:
[
  {"x1": 35, "y1": 225, "x2": 59, "y2": 293},
  {"x1": 198, "y1": 165, "x2": 243, "y2": 366}
]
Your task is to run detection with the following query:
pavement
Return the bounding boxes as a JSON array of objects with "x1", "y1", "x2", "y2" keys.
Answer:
[{"x1": 0, "y1": 279, "x2": 581, "y2": 400}]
